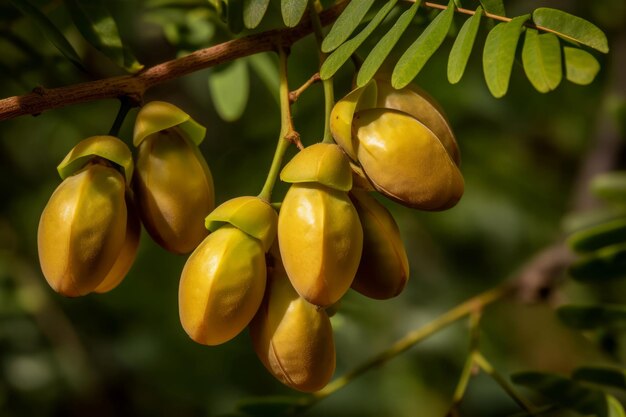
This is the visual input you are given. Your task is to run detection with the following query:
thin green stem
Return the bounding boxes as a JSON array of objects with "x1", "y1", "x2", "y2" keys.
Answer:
[
  {"x1": 452, "y1": 351, "x2": 476, "y2": 405},
  {"x1": 474, "y1": 352, "x2": 536, "y2": 413},
  {"x1": 310, "y1": 0, "x2": 334, "y2": 144},
  {"x1": 258, "y1": 47, "x2": 300, "y2": 202},
  {"x1": 108, "y1": 96, "x2": 133, "y2": 137},
  {"x1": 310, "y1": 284, "x2": 512, "y2": 403}
]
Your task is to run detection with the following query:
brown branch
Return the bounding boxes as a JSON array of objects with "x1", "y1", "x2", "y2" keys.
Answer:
[
  {"x1": 289, "y1": 72, "x2": 321, "y2": 103},
  {"x1": 0, "y1": 2, "x2": 347, "y2": 121}
]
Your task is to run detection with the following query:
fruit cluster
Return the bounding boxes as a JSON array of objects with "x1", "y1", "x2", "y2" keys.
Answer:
[{"x1": 38, "y1": 79, "x2": 463, "y2": 392}]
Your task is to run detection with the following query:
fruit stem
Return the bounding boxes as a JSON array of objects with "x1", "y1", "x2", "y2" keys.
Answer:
[
  {"x1": 310, "y1": 0, "x2": 335, "y2": 144},
  {"x1": 258, "y1": 47, "x2": 301, "y2": 202},
  {"x1": 108, "y1": 96, "x2": 133, "y2": 137}
]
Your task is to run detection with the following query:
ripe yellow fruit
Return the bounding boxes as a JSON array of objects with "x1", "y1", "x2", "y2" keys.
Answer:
[{"x1": 250, "y1": 256, "x2": 335, "y2": 392}]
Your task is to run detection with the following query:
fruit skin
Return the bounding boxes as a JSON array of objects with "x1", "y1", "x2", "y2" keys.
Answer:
[
  {"x1": 134, "y1": 128, "x2": 215, "y2": 254},
  {"x1": 38, "y1": 164, "x2": 127, "y2": 297},
  {"x1": 250, "y1": 256, "x2": 335, "y2": 392},
  {"x1": 349, "y1": 190, "x2": 409, "y2": 299},
  {"x1": 179, "y1": 225, "x2": 266, "y2": 346},
  {"x1": 278, "y1": 182, "x2": 362, "y2": 307}
]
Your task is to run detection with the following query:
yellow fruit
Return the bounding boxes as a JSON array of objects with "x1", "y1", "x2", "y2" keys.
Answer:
[
  {"x1": 179, "y1": 225, "x2": 266, "y2": 346},
  {"x1": 250, "y1": 258, "x2": 335, "y2": 392},
  {"x1": 349, "y1": 189, "x2": 409, "y2": 299},
  {"x1": 38, "y1": 163, "x2": 127, "y2": 297}
]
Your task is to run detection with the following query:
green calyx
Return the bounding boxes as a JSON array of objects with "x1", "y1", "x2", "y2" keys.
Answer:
[
  {"x1": 57, "y1": 135, "x2": 133, "y2": 182},
  {"x1": 133, "y1": 101, "x2": 206, "y2": 147},
  {"x1": 280, "y1": 143, "x2": 352, "y2": 191},
  {"x1": 205, "y1": 196, "x2": 278, "y2": 252}
]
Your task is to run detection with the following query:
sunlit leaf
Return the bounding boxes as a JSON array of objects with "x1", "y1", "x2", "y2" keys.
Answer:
[
  {"x1": 569, "y1": 243, "x2": 626, "y2": 282},
  {"x1": 564, "y1": 47, "x2": 601, "y2": 85},
  {"x1": 573, "y1": 366, "x2": 626, "y2": 390},
  {"x1": 512, "y1": 372, "x2": 609, "y2": 417},
  {"x1": 320, "y1": 0, "x2": 398, "y2": 80},
  {"x1": 483, "y1": 15, "x2": 529, "y2": 98},
  {"x1": 208, "y1": 59, "x2": 249, "y2": 122},
  {"x1": 356, "y1": 1, "x2": 420, "y2": 87},
  {"x1": 532, "y1": 8, "x2": 609, "y2": 53},
  {"x1": 557, "y1": 304, "x2": 626, "y2": 329},
  {"x1": 479, "y1": 0, "x2": 505, "y2": 16},
  {"x1": 591, "y1": 172, "x2": 626, "y2": 205},
  {"x1": 243, "y1": 0, "x2": 270, "y2": 29},
  {"x1": 9, "y1": 0, "x2": 84, "y2": 71},
  {"x1": 447, "y1": 6, "x2": 483, "y2": 84},
  {"x1": 392, "y1": 0, "x2": 455, "y2": 89},
  {"x1": 522, "y1": 29, "x2": 562, "y2": 93},
  {"x1": 282, "y1": 0, "x2": 308, "y2": 27},
  {"x1": 64, "y1": 0, "x2": 143, "y2": 73},
  {"x1": 322, "y1": 0, "x2": 376, "y2": 53},
  {"x1": 568, "y1": 218, "x2": 626, "y2": 253},
  {"x1": 247, "y1": 52, "x2": 279, "y2": 104}
]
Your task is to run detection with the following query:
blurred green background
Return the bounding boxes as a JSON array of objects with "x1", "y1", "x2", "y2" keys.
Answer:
[{"x1": 0, "y1": 0, "x2": 624, "y2": 416}]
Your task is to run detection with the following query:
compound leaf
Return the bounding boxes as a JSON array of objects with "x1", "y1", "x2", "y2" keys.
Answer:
[
  {"x1": 564, "y1": 46, "x2": 600, "y2": 85},
  {"x1": 522, "y1": 29, "x2": 562, "y2": 93},
  {"x1": 533, "y1": 8, "x2": 609, "y2": 53},
  {"x1": 322, "y1": 0, "x2": 376, "y2": 53},
  {"x1": 243, "y1": 0, "x2": 270, "y2": 29},
  {"x1": 281, "y1": 0, "x2": 308, "y2": 27},
  {"x1": 448, "y1": 6, "x2": 483, "y2": 84}
]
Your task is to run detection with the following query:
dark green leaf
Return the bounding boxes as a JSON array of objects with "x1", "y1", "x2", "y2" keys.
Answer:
[
  {"x1": 592, "y1": 172, "x2": 626, "y2": 205},
  {"x1": 512, "y1": 372, "x2": 609, "y2": 417},
  {"x1": 557, "y1": 304, "x2": 626, "y2": 329},
  {"x1": 447, "y1": 6, "x2": 483, "y2": 84},
  {"x1": 532, "y1": 8, "x2": 609, "y2": 53},
  {"x1": 281, "y1": 0, "x2": 308, "y2": 27},
  {"x1": 320, "y1": 0, "x2": 398, "y2": 80},
  {"x1": 227, "y1": 0, "x2": 244, "y2": 33},
  {"x1": 247, "y1": 53, "x2": 279, "y2": 104},
  {"x1": 568, "y1": 218, "x2": 626, "y2": 253},
  {"x1": 356, "y1": 1, "x2": 420, "y2": 87},
  {"x1": 569, "y1": 243, "x2": 626, "y2": 282},
  {"x1": 243, "y1": 0, "x2": 270, "y2": 29},
  {"x1": 564, "y1": 46, "x2": 601, "y2": 85},
  {"x1": 479, "y1": 0, "x2": 505, "y2": 16},
  {"x1": 322, "y1": 0, "x2": 377, "y2": 53},
  {"x1": 208, "y1": 59, "x2": 249, "y2": 122},
  {"x1": 522, "y1": 29, "x2": 562, "y2": 93},
  {"x1": 482, "y1": 15, "x2": 529, "y2": 98},
  {"x1": 573, "y1": 366, "x2": 626, "y2": 390},
  {"x1": 237, "y1": 396, "x2": 311, "y2": 416},
  {"x1": 392, "y1": 0, "x2": 456, "y2": 89},
  {"x1": 9, "y1": 0, "x2": 84, "y2": 70},
  {"x1": 64, "y1": 0, "x2": 143, "y2": 73}
]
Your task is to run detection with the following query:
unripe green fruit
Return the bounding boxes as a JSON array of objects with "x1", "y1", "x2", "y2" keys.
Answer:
[
  {"x1": 350, "y1": 189, "x2": 409, "y2": 299},
  {"x1": 38, "y1": 163, "x2": 127, "y2": 297},
  {"x1": 250, "y1": 258, "x2": 335, "y2": 392},
  {"x1": 179, "y1": 225, "x2": 266, "y2": 346}
]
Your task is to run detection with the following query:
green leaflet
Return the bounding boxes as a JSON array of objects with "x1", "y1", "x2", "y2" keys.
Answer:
[
  {"x1": 479, "y1": 0, "x2": 505, "y2": 16},
  {"x1": 482, "y1": 15, "x2": 529, "y2": 98},
  {"x1": 356, "y1": 1, "x2": 421, "y2": 87},
  {"x1": 208, "y1": 59, "x2": 249, "y2": 122},
  {"x1": 322, "y1": 0, "x2": 376, "y2": 53},
  {"x1": 564, "y1": 46, "x2": 601, "y2": 85},
  {"x1": 64, "y1": 0, "x2": 143, "y2": 73},
  {"x1": 608, "y1": 395, "x2": 626, "y2": 417},
  {"x1": 447, "y1": 6, "x2": 483, "y2": 84},
  {"x1": 281, "y1": 0, "x2": 308, "y2": 27},
  {"x1": 9, "y1": 0, "x2": 84, "y2": 71},
  {"x1": 533, "y1": 8, "x2": 609, "y2": 53},
  {"x1": 591, "y1": 171, "x2": 626, "y2": 205},
  {"x1": 392, "y1": 0, "x2": 456, "y2": 89},
  {"x1": 243, "y1": 0, "x2": 270, "y2": 29},
  {"x1": 573, "y1": 366, "x2": 626, "y2": 390},
  {"x1": 569, "y1": 242, "x2": 626, "y2": 282},
  {"x1": 320, "y1": 0, "x2": 398, "y2": 80},
  {"x1": 568, "y1": 218, "x2": 626, "y2": 253},
  {"x1": 522, "y1": 29, "x2": 562, "y2": 93},
  {"x1": 557, "y1": 304, "x2": 626, "y2": 330},
  {"x1": 247, "y1": 53, "x2": 279, "y2": 104}
]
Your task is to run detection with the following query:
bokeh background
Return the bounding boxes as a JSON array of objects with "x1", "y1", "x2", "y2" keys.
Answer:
[{"x1": 0, "y1": 0, "x2": 624, "y2": 416}]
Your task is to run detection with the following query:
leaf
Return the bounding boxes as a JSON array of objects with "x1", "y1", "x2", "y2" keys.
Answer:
[
  {"x1": 247, "y1": 52, "x2": 279, "y2": 104},
  {"x1": 479, "y1": 0, "x2": 505, "y2": 16},
  {"x1": 356, "y1": 1, "x2": 420, "y2": 87},
  {"x1": 557, "y1": 304, "x2": 626, "y2": 330},
  {"x1": 392, "y1": 0, "x2": 456, "y2": 89},
  {"x1": 532, "y1": 8, "x2": 609, "y2": 53},
  {"x1": 447, "y1": 6, "x2": 483, "y2": 84},
  {"x1": 564, "y1": 46, "x2": 600, "y2": 85},
  {"x1": 320, "y1": 0, "x2": 398, "y2": 80},
  {"x1": 592, "y1": 172, "x2": 626, "y2": 205},
  {"x1": 573, "y1": 366, "x2": 626, "y2": 390},
  {"x1": 322, "y1": 0, "x2": 376, "y2": 53},
  {"x1": 208, "y1": 59, "x2": 249, "y2": 122},
  {"x1": 8, "y1": 0, "x2": 84, "y2": 71},
  {"x1": 522, "y1": 29, "x2": 562, "y2": 93},
  {"x1": 281, "y1": 0, "x2": 308, "y2": 28},
  {"x1": 482, "y1": 15, "x2": 529, "y2": 98},
  {"x1": 64, "y1": 0, "x2": 143, "y2": 73},
  {"x1": 512, "y1": 372, "x2": 609, "y2": 417},
  {"x1": 608, "y1": 395, "x2": 626, "y2": 417},
  {"x1": 568, "y1": 218, "x2": 626, "y2": 253},
  {"x1": 569, "y1": 243, "x2": 626, "y2": 282},
  {"x1": 243, "y1": 0, "x2": 270, "y2": 29},
  {"x1": 227, "y1": 0, "x2": 244, "y2": 34}
]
